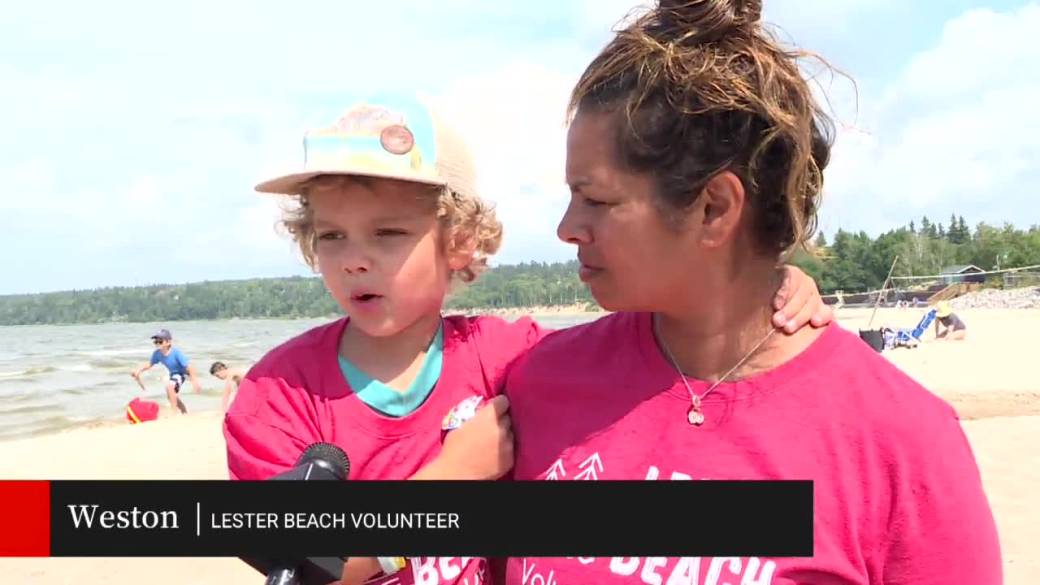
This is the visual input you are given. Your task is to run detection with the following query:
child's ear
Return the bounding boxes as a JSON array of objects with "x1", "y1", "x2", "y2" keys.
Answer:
[{"x1": 446, "y1": 231, "x2": 477, "y2": 272}]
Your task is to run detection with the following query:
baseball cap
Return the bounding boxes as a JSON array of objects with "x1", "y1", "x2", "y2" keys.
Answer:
[
  {"x1": 150, "y1": 329, "x2": 172, "y2": 342},
  {"x1": 254, "y1": 93, "x2": 478, "y2": 202}
]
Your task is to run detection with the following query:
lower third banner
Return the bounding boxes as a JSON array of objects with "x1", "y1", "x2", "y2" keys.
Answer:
[{"x1": 1, "y1": 480, "x2": 813, "y2": 557}]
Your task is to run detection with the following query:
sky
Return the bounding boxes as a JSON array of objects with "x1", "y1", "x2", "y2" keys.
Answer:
[{"x1": 2, "y1": 0, "x2": 1038, "y2": 295}]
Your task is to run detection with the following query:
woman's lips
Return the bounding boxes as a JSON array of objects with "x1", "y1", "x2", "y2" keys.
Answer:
[{"x1": 578, "y1": 265, "x2": 603, "y2": 282}]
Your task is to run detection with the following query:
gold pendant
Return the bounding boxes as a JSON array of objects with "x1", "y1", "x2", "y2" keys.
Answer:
[{"x1": 687, "y1": 406, "x2": 705, "y2": 426}]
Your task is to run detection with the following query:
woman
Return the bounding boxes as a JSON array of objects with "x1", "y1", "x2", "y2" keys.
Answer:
[{"x1": 502, "y1": 1, "x2": 1001, "y2": 583}]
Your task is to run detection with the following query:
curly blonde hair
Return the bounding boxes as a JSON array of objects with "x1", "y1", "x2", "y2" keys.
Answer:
[{"x1": 279, "y1": 175, "x2": 502, "y2": 284}]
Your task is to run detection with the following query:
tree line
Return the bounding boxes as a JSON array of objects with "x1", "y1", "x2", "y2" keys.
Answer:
[
  {"x1": 793, "y1": 216, "x2": 1040, "y2": 294},
  {"x1": 2, "y1": 216, "x2": 1037, "y2": 325},
  {"x1": 0, "y1": 264, "x2": 595, "y2": 326}
]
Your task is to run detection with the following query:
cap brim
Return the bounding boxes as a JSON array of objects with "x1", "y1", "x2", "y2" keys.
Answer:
[{"x1": 255, "y1": 168, "x2": 447, "y2": 195}]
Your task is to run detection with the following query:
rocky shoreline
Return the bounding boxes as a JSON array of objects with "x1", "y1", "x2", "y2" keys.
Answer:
[{"x1": 950, "y1": 286, "x2": 1040, "y2": 310}]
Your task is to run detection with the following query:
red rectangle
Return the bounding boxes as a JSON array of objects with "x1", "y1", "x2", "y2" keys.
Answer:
[{"x1": 0, "y1": 481, "x2": 50, "y2": 556}]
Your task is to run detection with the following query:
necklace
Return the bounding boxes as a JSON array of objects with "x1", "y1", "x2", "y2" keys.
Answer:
[{"x1": 653, "y1": 314, "x2": 777, "y2": 426}]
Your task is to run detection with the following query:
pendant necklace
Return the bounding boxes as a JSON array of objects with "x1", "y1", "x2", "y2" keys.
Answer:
[{"x1": 654, "y1": 314, "x2": 777, "y2": 426}]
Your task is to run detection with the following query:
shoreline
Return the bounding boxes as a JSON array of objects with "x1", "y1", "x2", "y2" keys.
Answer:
[
  {"x1": 454, "y1": 302, "x2": 607, "y2": 319},
  {"x1": 0, "y1": 304, "x2": 609, "y2": 328},
  {"x1": 3, "y1": 305, "x2": 1037, "y2": 443},
  {"x1": 0, "y1": 306, "x2": 610, "y2": 443}
]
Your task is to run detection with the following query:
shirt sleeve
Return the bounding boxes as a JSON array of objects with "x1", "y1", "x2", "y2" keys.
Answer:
[
  {"x1": 471, "y1": 316, "x2": 551, "y2": 397},
  {"x1": 149, "y1": 350, "x2": 160, "y2": 366},
  {"x1": 222, "y1": 373, "x2": 322, "y2": 481},
  {"x1": 881, "y1": 413, "x2": 1002, "y2": 584}
]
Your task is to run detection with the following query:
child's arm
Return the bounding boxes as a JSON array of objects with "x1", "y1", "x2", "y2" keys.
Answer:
[
  {"x1": 186, "y1": 362, "x2": 202, "y2": 393},
  {"x1": 221, "y1": 379, "x2": 234, "y2": 412},
  {"x1": 130, "y1": 362, "x2": 152, "y2": 390}
]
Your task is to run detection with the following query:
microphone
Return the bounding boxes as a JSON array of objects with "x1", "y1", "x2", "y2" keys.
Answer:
[
  {"x1": 240, "y1": 442, "x2": 351, "y2": 585},
  {"x1": 271, "y1": 442, "x2": 351, "y2": 482}
]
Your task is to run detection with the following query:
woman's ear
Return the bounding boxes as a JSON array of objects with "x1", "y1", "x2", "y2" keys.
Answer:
[{"x1": 697, "y1": 170, "x2": 746, "y2": 248}]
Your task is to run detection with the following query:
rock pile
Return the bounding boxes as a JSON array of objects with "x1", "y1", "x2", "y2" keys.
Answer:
[{"x1": 950, "y1": 286, "x2": 1040, "y2": 310}]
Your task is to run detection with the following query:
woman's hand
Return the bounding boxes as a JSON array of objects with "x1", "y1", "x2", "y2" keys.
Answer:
[{"x1": 412, "y1": 395, "x2": 514, "y2": 481}]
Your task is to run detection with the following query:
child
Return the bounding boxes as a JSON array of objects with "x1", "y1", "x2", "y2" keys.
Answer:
[
  {"x1": 223, "y1": 93, "x2": 831, "y2": 585},
  {"x1": 132, "y1": 328, "x2": 201, "y2": 414},
  {"x1": 934, "y1": 301, "x2": 968, "y2": 340},
  {"x1": 209, "y1": 361, "x2": 245, "y2": 412}
]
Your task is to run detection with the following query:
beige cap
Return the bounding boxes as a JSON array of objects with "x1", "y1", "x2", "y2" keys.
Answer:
[{"x1": 255, "y1": 93, "x2": 478, "y2": 202}]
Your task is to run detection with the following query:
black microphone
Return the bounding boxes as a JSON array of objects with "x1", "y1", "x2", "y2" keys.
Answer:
[
  {"x1": 240, "y1": 442, "x2": 351, "y2": 585},
  {"x1": 271, "y1": 442, "x2": 351, "y2": 482}
]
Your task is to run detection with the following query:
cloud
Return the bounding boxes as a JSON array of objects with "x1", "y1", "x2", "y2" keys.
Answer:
[
  {"x1": 894, "y1": 5, "x2": 1040, "y2": 105},
  {"x1": 2, "y1": 0, "x2": 1036, "y2": 294},
  {"x1": 434, "y1": 61, "x2": 580, "y2": 265},
  {"x1": 818, "y1": 3, "x2": 1040, "y2": 236}
]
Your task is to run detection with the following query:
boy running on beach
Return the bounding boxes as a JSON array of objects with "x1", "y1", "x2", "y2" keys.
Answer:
[
  {"x1": 209, "y1": 361, "x2": 245, "y2": 412},
  {"x1": 132, "y1": 328, "x2": 201, "y2": 414},
  {"x1": 222, "y1": 93, "x2": 830, "y2": 585}
]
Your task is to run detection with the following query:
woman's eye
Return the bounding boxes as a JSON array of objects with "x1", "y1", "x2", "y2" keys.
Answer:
[
  {"x1": 376, "y1": 229, "x2": 407, "y2": 237},
  {"x1": 317, "y1": 232, "x2": 343, "y2": 241}
]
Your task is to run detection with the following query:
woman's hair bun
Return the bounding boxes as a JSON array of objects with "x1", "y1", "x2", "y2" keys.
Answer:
[{"x1": 654, "y1": 0, "x2": 762, "y2": 43}]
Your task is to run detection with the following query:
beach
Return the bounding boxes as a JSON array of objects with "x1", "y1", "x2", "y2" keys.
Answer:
[{"x1": 0, "y1": 307, "x2": 1036, "y2": 583}]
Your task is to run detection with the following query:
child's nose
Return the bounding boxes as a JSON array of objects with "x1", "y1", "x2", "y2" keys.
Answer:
[{"x1": 340, "y1": 246, "x2": 371, "y2": 274}]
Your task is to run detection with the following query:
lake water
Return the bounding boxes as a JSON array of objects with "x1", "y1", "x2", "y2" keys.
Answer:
[{"x1": 0, "y1": 314, "x2": 599, "y2": 441}]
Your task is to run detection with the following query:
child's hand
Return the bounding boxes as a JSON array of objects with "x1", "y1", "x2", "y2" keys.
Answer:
[
  {"x1": 772, "y1": 265, "x2": 833, "y2": 334},
  {"x1": 432, "y1": 395, "x2": 514, "y2": 480}
]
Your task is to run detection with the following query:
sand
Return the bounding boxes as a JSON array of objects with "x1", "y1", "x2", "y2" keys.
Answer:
[
  {"x1": 0, "y1": 307, "x2": 1036, "y2": 584},
  {"x1": 0, "y1": 411, "x2": 259, "y2": 584}
]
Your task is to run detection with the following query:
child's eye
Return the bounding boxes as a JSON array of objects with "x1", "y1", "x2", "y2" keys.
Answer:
[
  {"x1": 376, "y1": 229, "x2": 407, "y2": 237},
  {"x1": 317, "y1": 231, "x2": 343, "y2": 241},
  {"x1": 583, "y1": 196, "x2": 608, "y2": 207}
]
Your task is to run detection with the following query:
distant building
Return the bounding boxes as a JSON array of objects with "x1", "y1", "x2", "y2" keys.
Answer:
[{"x1": 939, "y1": 264, "x2": 985, "y2": 284}]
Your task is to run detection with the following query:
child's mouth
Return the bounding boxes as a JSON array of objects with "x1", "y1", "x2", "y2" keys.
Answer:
[{"x1": 352, "y1": 293, "x2": 382, "y2": 303}]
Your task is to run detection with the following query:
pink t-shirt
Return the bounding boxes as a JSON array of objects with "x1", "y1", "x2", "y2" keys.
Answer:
[
  {"x1": 504, "y1": 312, "x2": 1002, "y2": 585},
  {"x1": 224, "y1": 314, "x2": 543, "y2": 585}
]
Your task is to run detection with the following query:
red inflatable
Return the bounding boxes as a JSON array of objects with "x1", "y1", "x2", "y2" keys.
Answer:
[{"x1": 126, "y1": 398, "x2": 160, "y2": 424}]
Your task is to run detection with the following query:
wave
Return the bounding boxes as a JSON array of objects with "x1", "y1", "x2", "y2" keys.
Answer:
[
  {"x1": 0, "y1": 366, "x2": 58, "y2": 379},
  {"x1": 0, "y1": 413, "x2": 124, "y2": 442},
  {"x1": 88, "y1": 358, "x2": 133, "y2": 370},
  {"x1": 59, "y1": 385, "x2": 100, "y2": 395},
  {"x1": 0, "y1": 416, "x2": 77, "y2": 441},
  {"x1": 83, "y1": 348, "x2": 145, "y2": 358},
  {"x1": 1, "y1": 403, "x2": 61, "y2": 416},
  {"x1": 0, "y1": 388, "x2": 39, "y2": 402}
]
